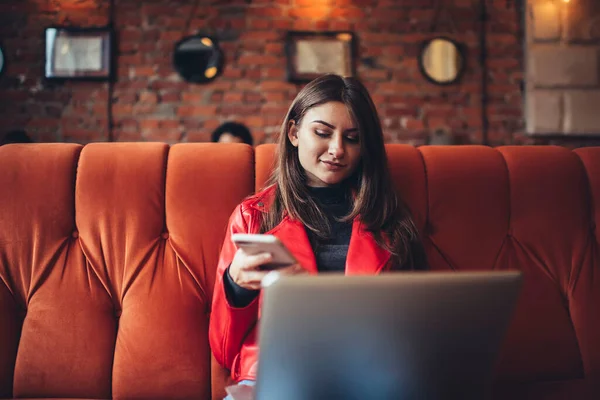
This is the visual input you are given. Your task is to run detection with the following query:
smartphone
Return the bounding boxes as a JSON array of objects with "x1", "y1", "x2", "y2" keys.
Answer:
[{"x1": 231, "y1": 233, "x2": 297, "y2": 270}]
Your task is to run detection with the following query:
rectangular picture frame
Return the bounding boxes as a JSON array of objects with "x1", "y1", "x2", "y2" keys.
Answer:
[
  {"x1": 45, "y1": 26, "x2": 113, "y2": 81},
  {"x1": 285, "y1": 31, "x2": 356, "y2": 83}
]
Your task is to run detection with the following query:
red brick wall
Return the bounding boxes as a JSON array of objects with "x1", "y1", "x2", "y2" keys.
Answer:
[{"x1": 0, "y1": 0, "x2": 524, "y2": 145}]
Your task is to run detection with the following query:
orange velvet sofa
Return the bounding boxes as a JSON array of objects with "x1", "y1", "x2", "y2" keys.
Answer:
[{"x1": 0, "y1": 142, "x2": 599, "y2": 400}]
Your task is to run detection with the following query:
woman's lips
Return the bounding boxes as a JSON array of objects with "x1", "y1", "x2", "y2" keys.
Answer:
[{"x1": 321, "y1": 160, "x2": 345, "y2": 170}]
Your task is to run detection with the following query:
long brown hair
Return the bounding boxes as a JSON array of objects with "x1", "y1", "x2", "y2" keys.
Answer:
[{"x1": 260, "y1": 74, "x2": 419, "y2": 266}]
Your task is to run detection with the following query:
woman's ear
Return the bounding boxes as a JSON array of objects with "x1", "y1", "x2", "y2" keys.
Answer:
[{"x1": 287, "y1": 120, "x2": 299, "y2": 147}]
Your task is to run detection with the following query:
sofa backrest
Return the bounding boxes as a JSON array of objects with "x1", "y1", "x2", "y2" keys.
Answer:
[
  {"x1": 256, "y1": 143, "x2": 600, "y2": 393},
  {"x1": 0, "y1": 143, "x2": 254, "y2": 399},
  {"x1": 1, "y1": 143, "x2": 599, "y2": 399}
]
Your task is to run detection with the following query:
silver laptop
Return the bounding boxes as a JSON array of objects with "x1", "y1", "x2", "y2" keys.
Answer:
[{"x1": 231, "y1": 271, "x2": 522, "y2": 400}]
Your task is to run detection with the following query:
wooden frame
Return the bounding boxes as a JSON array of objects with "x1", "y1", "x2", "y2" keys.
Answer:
[
  {"x1": 44, "y1": 26, "x2": 114, "y2": 81},
  {"x1": 285, "y1": 31, "x2": 356, "y2": 83}
]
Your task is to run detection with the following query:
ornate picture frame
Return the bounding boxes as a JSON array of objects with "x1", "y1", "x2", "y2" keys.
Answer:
[
  {"x1": 285, "y1": 31, "x2": 356, "y2": 83},
  {"x1": 44, "y1": 26, "x2": 113, "y2": 81}
]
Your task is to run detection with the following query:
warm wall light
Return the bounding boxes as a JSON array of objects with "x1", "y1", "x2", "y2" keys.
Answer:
[
  {"x1": 204, "y1": 66, "x2": 217, "y2": 79},
  {"x1": 200, "y1": 37, "x2": 213, "y2": 47},
  {"x1": 336, "y1": 33, "x2": 352, "y2": 42}
]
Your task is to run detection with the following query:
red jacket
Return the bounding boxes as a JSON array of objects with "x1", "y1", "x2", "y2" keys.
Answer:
[{"x1": 209, "y1": 186, "x2": 398, "y2": 382}]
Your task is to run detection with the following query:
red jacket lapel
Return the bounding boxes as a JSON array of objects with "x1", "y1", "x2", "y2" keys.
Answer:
[
  {"x1": 267, "y1": 216, "x2": 319, "y2": 274},
  {"x1": 346, "y1": 218, "x2": 391, "y2": 275},
  {"x1": 267, "y1": 216, "x2": 390, "y2": 275}
]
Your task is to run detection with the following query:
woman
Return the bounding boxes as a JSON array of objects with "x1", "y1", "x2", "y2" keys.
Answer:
[{"x1": 209, "y1": 74, "x2": 428, "y2": 396}]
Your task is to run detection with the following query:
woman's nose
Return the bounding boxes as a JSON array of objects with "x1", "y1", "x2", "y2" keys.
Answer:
[{"x1": 328, "y1": 136, "x2": 345, "y2": 158}]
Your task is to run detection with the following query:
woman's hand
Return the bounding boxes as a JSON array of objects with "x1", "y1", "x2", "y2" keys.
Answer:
[{"x1": 229, "y1": 248, "x2": 307, "y2": 290}]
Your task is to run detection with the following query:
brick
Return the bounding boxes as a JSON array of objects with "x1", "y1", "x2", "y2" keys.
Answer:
[
  {"x1": 385, "y1": 107, "x2": 418, "y2": 118},
  {"x1": 207, "y1": 81, "x2": 234, "y2": 91},
  {"x1": 248, "y1": 6, "x2": 285, "y2": 18},
  {"x1": 292, "y1": 20, "x2": 315, "y2": 30},
  {"x1": 160, "y1": 92, "x2": 181, "y2": 103},
  {"x1": 113, "y1": 104, "x2": 134, "y2": 117},
  {"x1": 210, "y1": 92, "x2": 224, "y2": 102},
  {"x1": 315, "y1": 20, "x2": 330, "y2": 30},
  {"x1": 177, "y1": 106, "x2": 218, "y2": 117},
  {"x1": 248, "y1": 19, "x2": 271, "y2": 30},
  {"x1": 139, "y1": 119, "x2": 160, "y2": 130},
  {"x1": 260, "y1": 81, "x2": 296, "y2": 91},
  {"x1": 330, "y1": 7, "x2": 365, "y2": 19},
  {"x1": 143, "y1": 130, "x2": 182, "y2": 143},
  {"x1": 295, "y1": 0, "x2": 331, "y2": 6},
  {"x1": 203, "y1": 119, "x2": 222, "y2": 131},
  {"x1": 133, "y1": 104, "x2": 157, "y2": 115},
  {"x1": 290, "y1": 7, "x2": 330, "y2": 19},
  {"x1": 160, "y1": 120, "x2": 180, "y2": 130},
  {"x1": 243, "y1": 92, "x2": 263, "y2": 105},
  {"x1": 119, "y1": 15, "x2": 142, "y2": 27},
  {"x1": 186, "y1": 130, "x2": 212, "y2": 142},
  {"x1": 425, "y1": 107, "x2": 456, "y2": 118},
  {"x1": 116, "y1": 119, "x2": 138, "y2": 130},
  {"x1": 261, "y1": 105, "x2": 289, "y2": 115},
  {"x1": 529, "y1": 45, "x2": 598, "y2": 86},
  {"x1": 401, "y1": 117, "x2": 425, "y2": 130},
  {"x1": 131, "y1": 66, "x2": 157, "y2": 78},
  {"x1": 220, "y1": 105, "x2": 261, "y2": 116},
  {"x1": 242, "y1": 31, "x2": 281, "y2": 41},
  {"x1": 119, "y1": 42, "x2": 137, "y2": 53},
  {"x1": 272, "y1": 20, "x2": 293, "y2": 30},
  {"x1": 181, "y1": 93, "x2": 203, "y2": 103},
  {"x1": 238, "y1": 55, "x2": 280, "y2": 66},
  {"x1": 120, "y1": 54, "x2": 143, "y2": 66},
  {"x1": 376, "y1": 82, "x2": 420, "y2": 94},
  {"x1": 265, "y1": 43, "x2": 284, "y2": 54},
  {"x1": 62, "y1": 128, "x2": 101, "y2": 142},
  {"x1": 160, "y1": 31, "x2": 182, "y2": 42},
  {"x1": 114, "y1": 130, "x2": 143, "y2": 142},
  {"x1": 228, "y1": 18, "x2": 246, "y2": 30},
  {"x1": 223, "y1": 68, "x2": 244, "y2": 79},
  {"x1": 330, "y1": 21, "x2": 353, "y2": 31},
  {"x1": 244, "y1": 116, "x2": 264, "y2": 128},
  {"x1": 151, "y1": 81, "x2": 188, "y2": 91},
  {"x1": 139, "y1": 91, "x2": 158, "y2": 104},
  {"x1": 120, "y1": 30, "x2": 143, "y2": 42},
  {"x1": 263, "y1": 92, "x2": 286, "y2": 102},
  {"x1": 263, "y1": 68, "x2": 286, "y2": 79},
  {"x1": 224, "y1": 92, "x2": 244, "y2": 103},
  {"x1": 564, "y1": 91, "x2": 600, "y2": 134}
]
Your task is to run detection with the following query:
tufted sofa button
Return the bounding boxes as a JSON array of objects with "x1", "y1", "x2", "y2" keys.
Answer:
[
  {"x1": 161, "y1": 232, "x2": 169, "y2": 239},
  {"x1": 72, "y1": 231, "x2": 79, "y2": 239}
]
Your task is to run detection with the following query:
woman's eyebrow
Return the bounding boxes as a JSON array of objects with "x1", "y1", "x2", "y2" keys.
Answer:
[{"x1": 311, "y1": 120, "x2": 358, "y2": 133}]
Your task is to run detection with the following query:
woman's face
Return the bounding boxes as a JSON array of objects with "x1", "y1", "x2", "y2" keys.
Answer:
[{"x1": 288, "y1": 101, "x2": 362, "y2": 187}]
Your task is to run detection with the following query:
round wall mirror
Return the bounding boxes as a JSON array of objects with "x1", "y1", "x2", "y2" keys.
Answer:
[
  {"x1": 418, "y1": 37, "x2": 465, "y2": 85},
  {"x1": 173, "y1": 35, "x2": 223, "y2": 84},
  {"x1": 0, "y1": 43, "x2": 5, "y2": 77}
]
